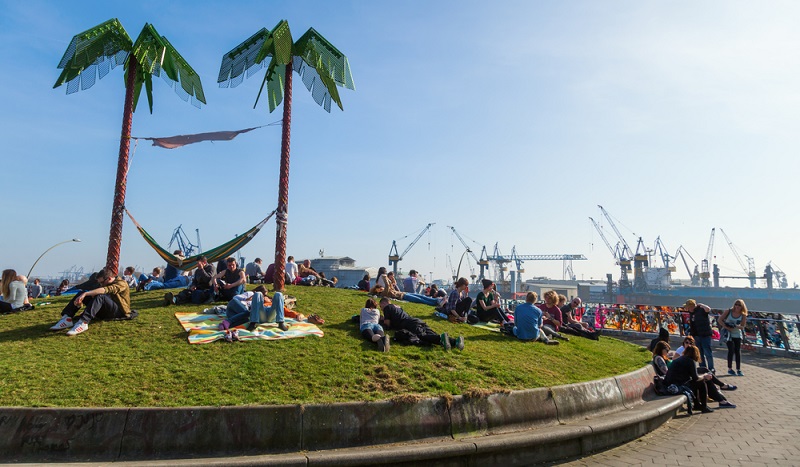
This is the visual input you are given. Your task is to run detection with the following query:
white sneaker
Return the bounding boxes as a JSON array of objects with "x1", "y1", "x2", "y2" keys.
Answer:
[
  {"x1": 50, "y1": 316, "x2": 73, "y2": 331},
  {"x1": 66, "y1": 321, "x2": 89, "y2": 336}
]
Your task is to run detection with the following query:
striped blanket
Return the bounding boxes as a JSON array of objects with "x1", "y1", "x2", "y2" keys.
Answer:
[{"x1": 174, "y1": 311, "x2": 324, "y2": 345}]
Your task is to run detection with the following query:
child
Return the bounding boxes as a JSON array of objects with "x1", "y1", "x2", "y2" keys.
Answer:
[{"x1": 361, "y1": 298, "x2": 390, "y2": 352}]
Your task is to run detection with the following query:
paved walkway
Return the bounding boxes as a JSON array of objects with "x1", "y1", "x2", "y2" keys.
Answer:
[{"x1": 554, "y1": 337, "x2": 800, "y2": 466}]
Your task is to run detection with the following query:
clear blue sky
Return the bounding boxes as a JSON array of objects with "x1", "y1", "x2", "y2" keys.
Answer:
[{"x1": 2, "y1": 0, "x2": 799, "y2": 286}]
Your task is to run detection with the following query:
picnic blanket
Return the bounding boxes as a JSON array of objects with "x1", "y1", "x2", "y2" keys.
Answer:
[
  {"x1": 432, "y1": 312, "x2": 502, "y2": 333},
  {"x1": 174, "y1": 311, "x2": 324, "y2": 344}
]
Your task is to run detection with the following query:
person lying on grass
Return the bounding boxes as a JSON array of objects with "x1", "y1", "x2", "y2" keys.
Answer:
[
  {"x1": 361, "y1": 298, "x2": 390, "y2": 352},
  {"x1": 50, "y1": 268, "x2": 132, "y2": 336},
  {"x1": 218, "y1": 285, "x2": 289, "y2": 341},
  {"x1": 379, "y1": 297, "x2": 464, "y2": 351}
]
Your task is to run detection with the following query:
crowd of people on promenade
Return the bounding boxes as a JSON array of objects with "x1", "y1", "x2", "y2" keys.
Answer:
[{"x1": 648, "y1": 298, "x2": 747, "y2": 415}]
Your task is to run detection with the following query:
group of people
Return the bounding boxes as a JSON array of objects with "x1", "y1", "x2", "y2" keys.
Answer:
[
  {"x1": 359, "y1": 297, "x2": 465, "y2": 352},
  {"x1": 649, "y1": 298, "x2": 748, "y2": 414}
]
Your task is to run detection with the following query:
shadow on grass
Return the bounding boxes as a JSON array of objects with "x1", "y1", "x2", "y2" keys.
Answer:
[{"x1": 0, "y1": 321, "x2": 68, "y2": 343}]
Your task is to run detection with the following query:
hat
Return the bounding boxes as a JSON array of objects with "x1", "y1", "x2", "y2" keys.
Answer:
[{"x1": 481, "y1": 279, "x2": 493, "y2": 289}]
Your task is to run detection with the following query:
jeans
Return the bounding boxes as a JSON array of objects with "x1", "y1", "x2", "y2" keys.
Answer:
[
  {"x1": 696, "y1": 335, "x2": 715, "y2": 371},
  {"x1": 225, "y1": 292, "x2": 285, "y2": 328},
  {"x1": 219, "y1": 282, "x2": 245, "y2": 301},
  {"x1": 61, "y1": 294, "x2": 126, "y2": 324},
  {"x1": 402, "y1": 293, "x2": 440, "y2": 306}
]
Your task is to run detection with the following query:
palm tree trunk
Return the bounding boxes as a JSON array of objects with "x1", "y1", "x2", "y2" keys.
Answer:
[
  {"x1": 105, "y1": 57, "x2": 138, "y2": 275},
  {"x1": 272, "y1": 62, "x2": 293, "y2": 292}
]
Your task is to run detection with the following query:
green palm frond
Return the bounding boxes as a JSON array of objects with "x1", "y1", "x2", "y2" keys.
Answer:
[
  {"x1": 130, "y1": 24, "x2": 205, "y2": 113},
  {"x1": 293, "y1": 28, "x2": 355, "y2": 112},
  {"x1": 54, "y1": 18, "x2": 132, "y2": 94},
  {"x1": 218, "y1": 27, "x2": 271, "y2": 88}
]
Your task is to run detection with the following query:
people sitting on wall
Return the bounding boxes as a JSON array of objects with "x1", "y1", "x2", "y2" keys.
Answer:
[
  {"x1": 49, "y1": 268, "x2": 135, "y2": 336},
  {"x1": 510, "y1": 292, "x2": 558, "y2": 345},
  {"x1": 245, "y1": 258, "x2": 265, "y2": 283},
  {"x1": 379, "y1": 297, "x2": 464, "y2": 350},
  {"x1": 213, "y1": 256, "x2": 246, "y2": 301},
  {"x1": 360, "y1": 297, "x2": 389, "y2": 352}
]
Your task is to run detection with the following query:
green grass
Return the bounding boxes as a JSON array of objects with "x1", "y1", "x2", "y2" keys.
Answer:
[{"x1": 0, "y1": 286, "x2": 649, "y2": 407}]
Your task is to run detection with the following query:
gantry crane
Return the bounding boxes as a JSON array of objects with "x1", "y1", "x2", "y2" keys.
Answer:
[
  {"x1": 388, "y1": 223, "x2": 435, "y2": 275},
  {"x1": 447, "y1": 226, "x2": 489, "y2": 281},
  {"x1": 487, "y1": 245, "x2": 587, "y2": 282},
  {"x1": 700, "y1": 228, "x2": 715, "y2": 287},
  {"x1": 719, "y1": 228, "x2": 756, "y2": 287},
  {"x1": 589, "y1": 216, "x2": 631, "y2": 290}
]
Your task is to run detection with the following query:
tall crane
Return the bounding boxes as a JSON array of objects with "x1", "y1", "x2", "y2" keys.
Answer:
[
  {"x1": 388, "y1": 223, "x2": 435, "y2": 275},
  {"x1": 487, "y1": 245, "x2": 588, "y2": 281},
  {"x1": 675, "y1": 245, "x2": 700, "y2": 285},
  {"x1": 633, "y1": 237, "x2": 650, "y2": 292},
  {"x1": 719, "y1": 228, "x2": 756, "y2": 287},
  {"x1": 700, "y1": 228, "x2": 715, "y2": 287},
  {"x1": 447, "y1": 226, "x2": 488, "y2": 281},
  {"x1": 589, "y1": 216, "x2": 631, "y2": 290}
]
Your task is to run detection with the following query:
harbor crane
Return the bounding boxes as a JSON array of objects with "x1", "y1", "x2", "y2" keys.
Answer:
[
  {"x1": 388, "y1": 223, "x2": 435, "y2": 275},
  {"x1": 447, "y1": 226, "x2": 489, "y2": 281},
  {"x1": 487, "y1": 244, "x2": 587, "y2": 282},
  {"x1": 719, "y1": 228, "x2": 756, "y2": 287},
  {"x1": 700, "y1": 228, "x2": 715, "y2": 287},
  {"x1": 597, "y1": 206, "x2": 635, "y2": 289},
  {"x1": 675, "y1": 245, "x2": 701, "y2": 285},
  {"x1": 589, "y1": 216, "x2": 631, "y2": 290}
]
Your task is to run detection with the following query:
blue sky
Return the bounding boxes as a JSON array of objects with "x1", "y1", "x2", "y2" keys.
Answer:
[{"x1": 2, "y1": 0, "x2": 799, "y2": 287}]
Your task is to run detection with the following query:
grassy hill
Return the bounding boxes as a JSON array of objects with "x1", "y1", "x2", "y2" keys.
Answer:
[{"x1": 0, "y1": 286, "x2": 649, "y2": 407}]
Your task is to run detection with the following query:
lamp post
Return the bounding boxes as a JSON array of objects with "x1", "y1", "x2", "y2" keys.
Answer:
[
  {"x1": 27, "y1": 239, "x2": 81, "y2": 278},
  {"x1": 456, "y1": 248, "x2": 472, "y2": 281}
]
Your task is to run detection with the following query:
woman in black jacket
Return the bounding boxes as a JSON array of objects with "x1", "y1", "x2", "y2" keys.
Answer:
[{"x1": 664, "y1": 345, "x2": 714, "y2": 414}]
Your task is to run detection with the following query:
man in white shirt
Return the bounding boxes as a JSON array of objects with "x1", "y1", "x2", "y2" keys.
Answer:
[{"x1": 285, "y1": 256, "x2": 299, "y2": 285}]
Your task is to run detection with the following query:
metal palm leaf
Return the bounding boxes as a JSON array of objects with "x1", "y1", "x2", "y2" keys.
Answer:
[{"x1": 54, "y1": 19, "x2": 132, "y2": 94}]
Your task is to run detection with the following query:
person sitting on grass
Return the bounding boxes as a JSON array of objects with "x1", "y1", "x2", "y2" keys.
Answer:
[
  {"x1": 28, "y1": 278, "x2": 45, "y2": 299},
  {"x1": 357, "y1": 273, "x2": 371, "y2": 292},
  {"x1": 511, "y1": 292, "x2": 558, "y2": 345},
  {"x1": 379, "y1": 298, "x2": 464, "y2": 351},
  {"x1": 136, "y1": 267, "x2": 162, "y2": 292},
  {"x1": 213, "y1": 256, "x2": 246, "y2": 301},
  {"x1": 443, "y1": 277, "x2": 472, "y2": 323},
  {"x1": 217, "y1": 285, "x2": 289, "y2": 341},
  {"x1": 50, "y1": 268, "x2": 133, "y2": 336},
  {"x1": 476, "y1": 279, "x2": 509, "y2": 324},
  {"x1": 559, "y1": 296, "x2": 601, "y2": 340},
  {"x1": 122, "y1": 267, "x2": 138, "y2": 290},
  {"x1": 537, "y1": 290, "x2": 570, "y2": 341},
  {"x1": 245, "y1": 257, "x2": 265, "y2": 284},
  {"x1": 385, "y1": 271, "x2": 441, "y2": 306},
  {"x1": 167, "y1": 255, "x2": 216, "y2": 305},
  {"x1": 1, "y1": 269, "x2": 31, "y2": 313},
  {"x1": 296, "y1": 259, "x2": 321, "y2": 285},
  {"x1": 361, "y1": 298, "x2": 390, "y2": 352}
]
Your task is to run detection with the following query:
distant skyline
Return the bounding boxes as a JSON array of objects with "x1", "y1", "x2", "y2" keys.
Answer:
[{"x1": 1, "y1": 1, "x2": 798, "y2": 288}]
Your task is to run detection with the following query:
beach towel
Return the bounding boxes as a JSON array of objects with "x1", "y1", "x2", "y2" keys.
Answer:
[{"x1": 174, "y1": 311, "x2": 324, "y2": 344}]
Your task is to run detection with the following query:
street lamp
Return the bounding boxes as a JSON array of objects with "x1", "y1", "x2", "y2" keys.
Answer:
[
  {"x1": 27, "y1": 238, "x2": 81, "y2": 278},
  {"x1": 456, "y1": 248, "x2": 471, "y2": 280}
]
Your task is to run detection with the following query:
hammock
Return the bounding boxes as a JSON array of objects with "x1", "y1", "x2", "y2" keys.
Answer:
[{"x1": 126, "y1": 209, "x2": 276, "y2": 271}]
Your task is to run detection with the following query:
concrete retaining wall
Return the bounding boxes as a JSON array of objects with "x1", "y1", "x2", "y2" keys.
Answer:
[{"x1": 0, "y1": 365, "x2": 673, "y2": 463}]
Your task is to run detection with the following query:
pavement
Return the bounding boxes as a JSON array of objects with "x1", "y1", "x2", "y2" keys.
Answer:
[{"x1": 552, "y1": 335, "x2": 800, "y2": 466}]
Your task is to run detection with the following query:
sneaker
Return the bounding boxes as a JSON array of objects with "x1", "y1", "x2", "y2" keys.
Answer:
[
  {"x1": 50, "y1": 315, "x2": 73, "y2": 331},
  {"x1": 203, "y1": 292, "x2": 215, "y2": 304},
  {"x1": 382, "y1": 334, "x2": 391, "y2": 353},
  {"x1": 545, "y1": 340, "x2": 560, "y2": 345},
  {"x1": 277, "y1": 322, "x2": 289, "y2": 332},
  {"x1": 557, "y1": 334, "x2": 570, "y2": 342},
  {"x1": 718, "y1": 401, "x2": 737, "y2": 409},
  {"x1": 728, "y1": 369, "x2": 736, "y2": 376},
  {"x1": 441, "y1": 332, "x2": 451, "y2": 351},
  {"x1": 247, "y1": 322, "x2": 258, "y2": 332},
  {"x1": 455, "y1": 335, "x2": 465, "y2": 351},
  {"x1": 218, "y1": 320, "x2": 231, "y2": 331},
  {"x1": 737, "y1": 370, "x2": 744, "y2": 376},
  {"x1": 376, "y1": 337, "x2": 385, "y2": 352},
  {"x1": 700, "y1": 407, "x2": 714, "y2": 414},
  {"x1": 721, "y1": 384, "x2": 737, "y2": 391},
  {"x1": 66, "y1": 320, "x2": 89, "y2": 336},
  {"x1": 164, "y1": 292, "x2": 174, "y2": 306}
]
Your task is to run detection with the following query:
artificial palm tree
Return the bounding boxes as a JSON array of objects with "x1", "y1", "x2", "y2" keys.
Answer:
[
  {"x1": 218, "y1": 20, "x2": 354, "y2": 291},
  {"x1": 54, "y1": 18, "x2": 205, "y2": 275}
]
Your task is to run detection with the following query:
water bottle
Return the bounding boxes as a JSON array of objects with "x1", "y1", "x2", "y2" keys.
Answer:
[{"x1": 435, "y1": 311, "x2": 448, "y2": 320}]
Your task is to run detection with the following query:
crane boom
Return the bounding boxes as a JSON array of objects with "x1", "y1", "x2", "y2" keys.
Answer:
[
  {"x1": 719, "y1": 228, "x2": 747, "y2": 273},
  {"x1": 598, "y1": 205, "x2": 633, "y2": 258},
  {"x1": 589, "y1": 217, "x2": 616, "y2": 258},
  {"x1": 388, "y1": 223, "x2": 435, "y2": 275}
]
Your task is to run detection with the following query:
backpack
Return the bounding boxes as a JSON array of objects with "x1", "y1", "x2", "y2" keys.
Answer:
[{"x1": 653, "y1": 375, "x2": 669, "y2": 396}]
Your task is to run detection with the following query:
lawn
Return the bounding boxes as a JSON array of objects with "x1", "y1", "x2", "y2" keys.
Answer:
[{"x1": 0, "y1": 286, "x2": 649, "y2": 407}]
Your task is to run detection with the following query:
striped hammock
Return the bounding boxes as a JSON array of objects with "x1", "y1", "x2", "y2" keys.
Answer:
[{"x1": 126, "y1": 209, "x2": 276, "y2": 271}]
